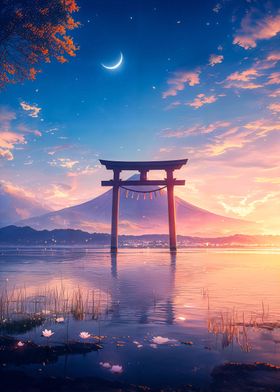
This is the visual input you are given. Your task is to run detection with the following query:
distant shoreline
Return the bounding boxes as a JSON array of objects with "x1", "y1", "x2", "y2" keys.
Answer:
[{"x1": 0, "y1": 225, "x2": 279, "y2": 248}]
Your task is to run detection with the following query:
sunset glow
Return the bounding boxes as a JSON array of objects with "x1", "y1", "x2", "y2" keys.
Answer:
[{"x1": 0, "y1": 1, "x2": 279, "y2": 235}]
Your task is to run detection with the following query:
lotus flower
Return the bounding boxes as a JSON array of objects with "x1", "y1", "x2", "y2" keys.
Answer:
[
  {"x1": 42, "y1": 329, "x2": 54, "y2": 338},
  {"x1": 100, "y1": 362, "x2": 111, "y2": 369},
  {"x1": 152, "y1": 336, "x2": 173, "y2": 345},
  {"x1": 79, "y1": 331, "x2": 91, "y2": 339},
  {"x1": 110, "y1": 365, "x2": 123, "y2": 374},
  {"x1": 17, "y1": 341, "x2": 24, "y2": 347},
  {"x1": 55, "y1": 317, "x2": 64, "y2": 323}
]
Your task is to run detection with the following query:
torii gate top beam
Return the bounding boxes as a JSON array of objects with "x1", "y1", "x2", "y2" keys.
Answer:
[{"x1": 99, "y1": 158, "x2": 188, "y2": 172}]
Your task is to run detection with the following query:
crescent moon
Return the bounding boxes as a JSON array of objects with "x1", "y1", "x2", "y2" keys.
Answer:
[{"x1": 101, "y1": 52, "x2": 123, "y2": 70}]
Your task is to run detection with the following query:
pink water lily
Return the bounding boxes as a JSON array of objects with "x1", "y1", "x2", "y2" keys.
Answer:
[
  {"x1": 42, "y1": 329, "x2": 54, "y2": 338},
  {"x1": 17, "y1": 341, "x2": 25, "y2": 347},
  {"x1": 55, "y1": 317, "x2": 64, "y2": 323},
  {"x1": 79, "y1": 331, "x2": 91, "y2": 339},
  {"x1": 110, "y1": 365, "x2": 123, "y2": 374}
]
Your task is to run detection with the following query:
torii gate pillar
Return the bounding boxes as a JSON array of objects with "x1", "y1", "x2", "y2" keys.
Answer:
[
  {"x1": 166, "y1": 169, "x2": 176, "y2": 251},
  {"x1": 111, "y1": 169, "x2": 120, "y2": 252},
  {"x1": 100, "y1": 159, "x2": 188, "y2": 252}
]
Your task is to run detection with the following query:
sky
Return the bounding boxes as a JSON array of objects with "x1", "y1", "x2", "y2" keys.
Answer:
[{"x1": 0, "y1": 0, "x2": 280, "y2": 234}]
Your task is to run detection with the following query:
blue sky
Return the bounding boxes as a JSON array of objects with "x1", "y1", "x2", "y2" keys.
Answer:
[{"x1": 0, "y1": 0, "x2": 280, "y2": 233}]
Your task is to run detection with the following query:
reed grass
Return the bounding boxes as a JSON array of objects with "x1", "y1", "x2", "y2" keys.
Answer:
[{"x1": 0, "y1": 282, "x2": 111, "y2": 325}]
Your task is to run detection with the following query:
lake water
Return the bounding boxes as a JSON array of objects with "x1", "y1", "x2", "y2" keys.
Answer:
[{"x1": 0, "y1": 247, "x2": 280, "y2": 390}]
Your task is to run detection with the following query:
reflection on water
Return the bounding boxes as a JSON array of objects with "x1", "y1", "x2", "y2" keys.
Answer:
[{"x1": 0, "y1": 248, "x2": 280, "y2": 388}]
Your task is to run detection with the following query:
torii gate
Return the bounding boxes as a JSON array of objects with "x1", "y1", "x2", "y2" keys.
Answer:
[{"x1": 100, "y1": 159, "x2": 188, "y2": 252}]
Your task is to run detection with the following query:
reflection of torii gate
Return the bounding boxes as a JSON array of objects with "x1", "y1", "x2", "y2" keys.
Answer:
[{"x1": 100, "y1": 159, "x2": 188, "y2": 252}]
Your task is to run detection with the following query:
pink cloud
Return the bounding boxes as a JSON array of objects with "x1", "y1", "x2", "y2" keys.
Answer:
[
  {"x1": 218, "y1": 192, "x2": 277, "y2": 217},
  {"x1": 0, "y1": 131, "x2": 26, "y2": 160},
  {"x1": 266, "y1": 72, "x2": 280, "y2": 85},
  {"x1": 162, "y1": 70, "x2": 200, "y2": 98},
  {"x1": 266, "y1": 51, "x2": 280, "y2": 61},
  {"x1": 47, "y1": 144, "x2": 73, "y2": 155},
  {"x1": 0, "y1": 107, "x2": 42, "y2": 160},
  {"x1": 267, "y1": 102, "x2": 280, "y2": 113},
  {"x1": 227, "y1": 68, "x2": 260, "y2": 82},
  {"x1": 233, "y1": 12, "x2": 280, "y2": 49},
  {"x1": 67, "y1": 164, "x2": 101, "y2": 177},
  {"x1": 0, "y1": 108, "x2": 16, "y2": 122},
  {"x1": 49, "y1": 158, "x2": 79, "y2": 169},
  {"x1": 209, "y1": 54, "x2": 224, "y2": 66},
  {"x1": 197, "y1": 118, "x2": 280, "y2": 157},
  {"x1": 17, "y1": 124, "x2": 42, "y2": 137},
  {"x1": 161, "y1": 121, "x2": 231, "y2": 138},
  {"x1": 224, "y1": 68, "x2": 263, "y2": 89},
  {"x1": 165, "y1": 101, "x2": 181, "y2": 110},
  {"x1": 1, "y1": 180, "x2": 37, "y2": 199},
  {"x1": 269, "y1": 88, "x2": 280, "y2": 97},
  {"x1": 0, "y1": 148, "x2": 13, "y2": 160},
  {"x1": 243, "y1": 118, "x2": 280, "y2": 137},
  {"x1": 188, "y1": 93, "x2": 217, "y2": 109},
  {"x1": 20, "y1": 102, "x2": 41, "y2": 118},
  {"x1": 0, "y1": 131, "x2": 25, "y2": 149}
]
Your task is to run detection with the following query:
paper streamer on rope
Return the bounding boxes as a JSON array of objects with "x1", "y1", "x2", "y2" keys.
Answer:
[{"x1": 120, "y1": 185, "x2": 167, "y2": 201}]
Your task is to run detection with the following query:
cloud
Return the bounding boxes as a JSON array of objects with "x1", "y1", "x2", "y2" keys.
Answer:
[
  {"x1": 209, "y1": 54, "x2": 224, "y2": 66},
  {"x1": 243, "y1": 118, "x2": 280, "y2": 137},
  {"x1": 0, "y1": 131, "x2": 26, "y2": 149},
  {"x1": 204, "y1": 130, "x2": 251, "y2": 156},
  {"x1": 266, "y1": 51, "x2": 280, "y2": 62},
  {"x1": 188, "y1": 93, "x2": 217, "y2": 109},
  {"x1": 224, "y1": 68, "x2": 263, "y2": 89},
  {"x1": 227, "y1": 68, "x2": 260, "y2": 82},
  {"x1": 185, "y1": 118, "x2": 280, "y2": 158},
  {"x1": 20, "y1": 102, "x2": 41, "y2": 117},
  {"x1": 161, "y1": 121, "x2": 231, "y2": 138},
  {"x1": 0, "y1": 131, "x2": 26, "y2": 160},
  {"x1": 163, "y1": 118, "x2": 279, "y2": 153},
  {"x1": 0, "y1": 148, "x2": 13, "y2": 160},
  {"x1": 0, "y1": 180, "x2": 36, "y2": 199},
  {"x1": 0, "y1": 107, "x2": 42, "y2": 160},
  {"x1": 45, "y1": 183, "x2": 72, "y2": 199},
  {"x1": 67, "y1": 165, "x2": 99, "y2": 177},
  {"x1": 47, "y1": 144, "x2": 73, "y2": 155},
  {"x1": 49, "y1": 158, "x2": 79, "y2": 169},
  {"x1": 159, "y1": 147, "x2": 174, "y2": 153},
  {"x1": 162, "y1": 70, "x2": 200, "y2": 98},
  {"x1": 266, "y1": 72, "x2": 280, "y2": 85},
  {"x1": 17, "y1": 124, "x2": 42, "y2": 137},
  {"x1": 267, "y1": 102, "x2": 280, "y2": 113},
  {"x1": 165, "y1": 101, "x2": 181, "y2": 110},
  {"x1": 255, "y1": 177, "x2": 280, "y2": 184},
  {"x1": 0, "y1": 108, "x2": 16, "y2": 122},
  {"x1": 218, "y1": 192, "x2": 277, "y2": 217},
  {"x1": 269, "y1": 88, "x2": 280, "y2": 97},
  {"x1": 233, "y1": 12, "x2": 280, "y2": 49}
]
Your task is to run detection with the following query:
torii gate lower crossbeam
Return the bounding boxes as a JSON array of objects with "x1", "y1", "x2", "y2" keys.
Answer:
[{"x1": 99, "y1": 159, "x2": 188, "y2": 252}]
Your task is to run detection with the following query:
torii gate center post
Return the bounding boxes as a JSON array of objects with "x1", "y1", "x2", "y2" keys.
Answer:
[{"x1": 100, "y1": 159, "x2": 188, "y2": 252}]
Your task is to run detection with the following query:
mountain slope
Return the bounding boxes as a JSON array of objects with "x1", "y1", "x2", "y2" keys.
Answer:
[{"x1": 15, "y1": 182, "x2": 258, "y2": 236}]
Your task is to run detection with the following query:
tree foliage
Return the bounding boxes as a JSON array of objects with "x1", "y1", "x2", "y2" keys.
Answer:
[{"x1": 0, "y1": 0, "x2": 79, "y2": 88}]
